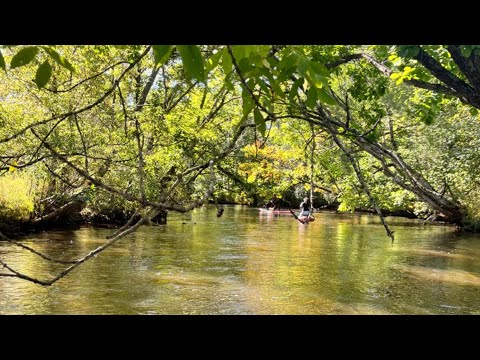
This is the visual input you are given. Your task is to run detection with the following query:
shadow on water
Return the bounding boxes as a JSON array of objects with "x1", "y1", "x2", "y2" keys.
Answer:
[{"x1": 1, "y1": 205, "x2": 480, "y2": 314}]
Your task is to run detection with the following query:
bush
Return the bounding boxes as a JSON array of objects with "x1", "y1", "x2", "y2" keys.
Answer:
[{"x1": 0, "y1": 172, "x2": 35, "y2": 221}]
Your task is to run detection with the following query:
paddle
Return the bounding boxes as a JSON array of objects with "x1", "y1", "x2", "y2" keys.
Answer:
[{"x1": 289, "y1": 209, "x2": 307, "y2": 224}]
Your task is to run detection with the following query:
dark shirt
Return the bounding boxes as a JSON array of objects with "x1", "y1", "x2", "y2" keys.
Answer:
[{"x1": 300, "y1": 201, "x2": 310, "y2": 211}]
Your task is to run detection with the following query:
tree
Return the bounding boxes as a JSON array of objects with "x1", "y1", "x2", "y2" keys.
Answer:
[{"x1": 0, "y1": 45, "x2": 255, "y2": 284}]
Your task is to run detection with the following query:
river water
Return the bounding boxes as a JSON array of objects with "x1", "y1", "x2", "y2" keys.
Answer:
[{"x1": 1, "y1": 205, "x2": 480, "y2": 314}]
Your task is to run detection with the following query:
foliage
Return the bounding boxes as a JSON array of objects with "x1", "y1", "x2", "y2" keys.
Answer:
[
  {"x1": 0, "y1": 172, "x2": 35, "y2": 221},
  {"x1": 1, "y1": 44, "x2": 480, "y2": 229}
]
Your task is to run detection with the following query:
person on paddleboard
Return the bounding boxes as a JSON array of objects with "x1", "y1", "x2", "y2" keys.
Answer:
[
  {"x1": 265, "y1": 194, "x2": 279, "y2": 210},
  {"x1": 299, "y1": 197, "x2": 311, "y2": 217}
]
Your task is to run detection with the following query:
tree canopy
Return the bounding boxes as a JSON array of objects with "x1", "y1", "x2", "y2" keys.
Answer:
[{"x1": 2, "y1": 44, "x2": 480, "y2": 284}]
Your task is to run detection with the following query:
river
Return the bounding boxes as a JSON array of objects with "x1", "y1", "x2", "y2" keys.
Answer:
[{"x1": 1, "y1": 205, "x2": 480, "y2": 314}]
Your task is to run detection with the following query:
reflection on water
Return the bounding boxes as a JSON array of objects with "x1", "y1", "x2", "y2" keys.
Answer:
[{"x1": 1, "y1": 205, "x2": 480, "y2": 314}]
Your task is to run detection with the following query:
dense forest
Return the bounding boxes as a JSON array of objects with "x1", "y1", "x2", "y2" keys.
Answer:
[{"x1": 1, "y1": 45, "x2": 480, "y2": 284}]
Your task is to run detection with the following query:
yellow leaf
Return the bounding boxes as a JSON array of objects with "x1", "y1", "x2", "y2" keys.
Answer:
[{"x1": 8, "y1": 160, "x2": 17, "y2": 172}]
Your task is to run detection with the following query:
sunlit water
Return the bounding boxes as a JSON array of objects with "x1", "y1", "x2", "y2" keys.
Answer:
[{"x1": 1, "y1": 205, "x2": 480, "y2": 314}]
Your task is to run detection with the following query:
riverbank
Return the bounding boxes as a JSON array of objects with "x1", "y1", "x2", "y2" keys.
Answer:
[{"x1": 1, "y1": 202, "x2": 457, "y2": 240}]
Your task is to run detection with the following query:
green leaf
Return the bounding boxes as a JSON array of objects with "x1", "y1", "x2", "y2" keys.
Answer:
[
  {"x1": 206, "y1": 50, "x2": 222, "y2": 72},
  {"x1": 305, "y1": 61, "x2": 330, "y2": 89},
  {"x1": 289, "y1": 77, "x2": 304, "y2": 102},
  {"x1": 317, "y1": 88, "x2": 336, "y2": 105},
  {"x1": 297, "y1": 57, "x2": 309, "y2": 77},
  {"x1": 241, "y1": 85, "x2": 255, "y2": 119},
  {"x1": 397, "y1": 46, "x2": 409, "y2": 57},
  {"x1": 265, "y1": 73, "x2": 284, "y2": 99},
  {"x1": 35, "y1": 61, "x2": 52, "y2": 89},
  {"x1": 152, "y1": 45, "x2": 173, "y2": 66},
  {"x1": 393, "y1": 58, "x2": 403, "y2": 67},
  {"x1": 256, "y1": 45, "x2": 271, "y2": 58},
  {"x1": 461, "y1": 46, "x2": 473, "y2": 58},
  {"x1": 177, "y1": 45, "x2": 206, "y2": 82},
  {"x1": 232, "y1": 45, "x2": 254, "y2": 61},
  {"x1": 254, "y1": 108, "x2": 266, "y2": 137},
  {"x1": 366, "y1": 130, "x2": 380, "y2": 142},
  {"x1": 307, "y1": 73, "x2": 329, "y2": 89},
  {"x1": 238, "y1": 57, "x2": 254, "y2": 75},
  {"x1": 225, "y1": 76, "x2": 235, "y2": 91},
  {"x1": 222, "y1": 47, "x2": 232, "y2": 75},
  {"x1": 409, "y1": 46, "x2": 421, "y2": 57},
  {"x1": 262, "y1": 97, "x2": 273, "y2": 113},
  {"x1": 278, "y1": 53, "x2": 299, "y2": 71},
  {"x1": 308, "y1": 61, "x2": 329, "y2": 77},
  {"x1": 0, "y1": 50, "x2": 5, "y2": 71},
  {"x1": 306, "y1": 87, "x2": 317, "y2": 109},
  {"x1": 257, "y1": 77, "x2": 270, "y2": 95},
  {"x1": 244, "y1": 45, "x2": 256, "y2": 58},
  {"x1": 10, "y1": 47, "x2": 38, "y2": 69},
  {"x1": 422, "y1": 114, "x2": 434, "y2": 125},
  {"x1": 398, "y1": 45, "x2": 420, "y2": 58},
  {"x1": 41, "y1": 47, "x2": 75, "y2": 72},
  {"x1": 261, "y1": 58, "x2": 271, "y2": 69}
]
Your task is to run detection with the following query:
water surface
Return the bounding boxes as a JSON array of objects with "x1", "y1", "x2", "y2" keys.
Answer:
[{"x1": 1, "y1": 205, "x2": 479, "y2": 314}]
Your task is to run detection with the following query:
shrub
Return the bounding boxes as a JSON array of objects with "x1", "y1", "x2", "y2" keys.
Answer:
[{"x1": 0, "y1": 172, "x2": 35, "y2": 221}]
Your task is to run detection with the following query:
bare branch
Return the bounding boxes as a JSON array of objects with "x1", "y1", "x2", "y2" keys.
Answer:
[
  {"x1": 361, "y1": 116, "x2": 383, "y2": 137},
  {"x1": 106, "y1": 208, "x2": 140, "y2": 239},
  {"x1": 325, "y1": 53, "x2": 362, "y2": 68},
  {"x1": 44, "y1": 61, "x2": 130, "y2": 93},
  {"x1": 135, "y1": 66, "x2": 160, "y2": 111},
  {"x1": 73, "y1": 114, "x2": 89, "y2": 173},
  {"x1": 0, "y1": 215, "x2": 147, "y2": 286},
  {"x1": 44, "y1": 162, "x2": 82, "y2": 189},
  {"x1": 166, "y1": 81, "x2": 199, "y2": 112},
  {"x1": 32, "y1": 200, "x2": 78, "y2": 224},
  {"x1": 414, "y1": 47, "x2": 475, "y2": 98},
  {"x1": 28, "y1": 116, "x2": 67, "y2": 164},
  {"x1": 134, "y1": 119, "x2": 145, "y2": 201},
  {"x1": 328, "y1": 52, "x2": 460, "y2": 98},
  {"x1": 1, "y1": 239, "x2": 76, "y2": 265},
  {"x1": 328, "y1": 128, "x2": 395, "y2": 242}
]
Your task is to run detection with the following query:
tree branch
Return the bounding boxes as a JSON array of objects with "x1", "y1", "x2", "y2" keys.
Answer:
[
  {"x1": 327, "y1": 52, "x2": 460, "y2": 98},
  {"x1": 447, "y1": 45, "x2": 480, "y2": 91},
  {"x1": 328, "y1": 128, "x2": 395, "y2": 241},
  {"x1": 73, "y1": 114, "x2": 89, "y2": 173},
  {"x1": 227, "y1": 45, "x2": 275, "y2": 118},
  {"x1": 325, "y1": 53, "x2": 362, "y2": 68},
  {"x1": 0, "y1": 231, "x2": 76, "y2": 264},
  {"x1": 413, "y1": 47, "x2": 476, "y2": 98},
  {"x1": 135, "y1": 66, "x2": 160, "y2": 112},
  {"x1": 0, "y1": 214, "x2": 147, "y2": 286},
  {"x1": 43, "y1": 61, "x2": 130, "y2": 93}
]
